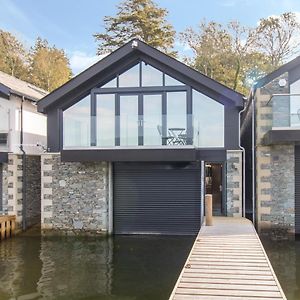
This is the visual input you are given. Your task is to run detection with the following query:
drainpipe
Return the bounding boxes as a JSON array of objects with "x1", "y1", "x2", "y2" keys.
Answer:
[
  {"x1": 239, "y1": 98, "x2": 247, "y2": 218},
  {"x1": 251, "y1": 94, "x2": 256, "y2": 225},
  {"x1": 20, "y1": 96, "x2": 27, "y2": 230}
]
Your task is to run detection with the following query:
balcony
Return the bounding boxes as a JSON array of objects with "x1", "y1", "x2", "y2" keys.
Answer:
[
  {"x1": 264, "y1": 94, "x2": 300, "y2": 145},
  {"x1": 63, "y1": 114, "x2": 224, "y2": 150}
]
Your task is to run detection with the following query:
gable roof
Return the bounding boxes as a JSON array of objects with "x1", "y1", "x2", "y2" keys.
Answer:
[
  {"x1": 255, "y1": 55, "x2": 300, "y2": 88},
  {"x1": 37, "y1": 39, "x2": 244, "y2": 113},
  {"x1": 0, "y1": 71, "x2": 48, "y2": 101}
]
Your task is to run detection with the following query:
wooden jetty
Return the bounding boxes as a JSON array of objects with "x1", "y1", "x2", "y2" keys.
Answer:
[
  {"x1": 0, "y1": 215, "x2": 16, "y2": 240},
  {"x1": 169, "y1": 217, "x2": 287, "y2": 300}
]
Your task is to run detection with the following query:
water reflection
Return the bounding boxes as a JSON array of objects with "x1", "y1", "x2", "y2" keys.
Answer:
[
  {"x1": 0, "y1": 234, "x2": 193, "y2": 300},
  {"x1": 261, "y1": 237, "x2": 300, "y2": 300}
]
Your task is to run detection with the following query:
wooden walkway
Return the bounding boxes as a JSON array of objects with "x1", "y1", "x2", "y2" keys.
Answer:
[{"x1": 169, "y1": 217, "x2": 287, "y2": 300}]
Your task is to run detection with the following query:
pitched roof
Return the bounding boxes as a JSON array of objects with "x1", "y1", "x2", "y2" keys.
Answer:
[
  {"x1": 255, "y1": 55, "x2": 300, "y2": 88},
  {"x1": 37, "y1": 39, "x2": 244, "y2": 113},
  {"x1": 0, "y1": 71, "x2": 48, "y2": 101}
]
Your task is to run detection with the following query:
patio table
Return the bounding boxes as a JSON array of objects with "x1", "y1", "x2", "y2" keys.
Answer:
[{"x1": 168, "y1": 128, "x2": 187, "y2": 145}]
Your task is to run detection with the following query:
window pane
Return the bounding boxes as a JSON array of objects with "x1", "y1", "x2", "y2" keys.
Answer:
[
  {"x1": 120, "y1": 95, "x2": 139, "y2": 146},
  {"x1": 97, "y1": 94, "x2": 115, "y2": 147},
  {"x1": 63, "y1": 96, "x2": 90, "y2": 147},
  {"x1": 101, "y1": 78, "x2": 117, "y2": 88},
  {"x1": 193, "y1": 90, "x2": 224, "y2": 147},
  {"x1": 167, "y1": 92, "x2": 187, "y2": 145},
  {"x1": 165, "y1": 74, "x2": 184, "y2": 86},
  {"x1": 119, "y1": 64, "x2": 140, "y2": 87},
  {"x1": 142, "y1": 62, "x2": 163, "y2": 86},
  {"x1": 143, "y1": 94, "x2": 162, "y2": 145}
]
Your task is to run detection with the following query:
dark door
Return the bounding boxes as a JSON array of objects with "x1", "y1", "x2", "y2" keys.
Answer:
[
  {"x1": 113, "y1": 162, "x2": 201, "y2": 235},
  {"x1": 205, "y1": 163, "x2": 223, "y2": 216}
]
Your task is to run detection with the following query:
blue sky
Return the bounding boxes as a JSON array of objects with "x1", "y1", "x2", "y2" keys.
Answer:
[{"x1": 1, "y1": 0, "x2": 300, "y2": 74}]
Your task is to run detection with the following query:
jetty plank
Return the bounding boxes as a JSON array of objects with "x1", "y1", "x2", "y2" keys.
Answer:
[{"x1": 169, "y1": 217, "x2": 287, "y2": 300}]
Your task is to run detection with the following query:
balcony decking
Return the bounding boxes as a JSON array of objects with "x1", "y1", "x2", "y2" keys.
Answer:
[{"x1": 169, "y1": 217, "x2": 287, "y2": 300}]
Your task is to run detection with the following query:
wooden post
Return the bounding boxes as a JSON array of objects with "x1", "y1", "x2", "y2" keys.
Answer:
[
  {"x1": 0, "y1": 220, "x2": 5, "y2": 240},
  {"x1": 11, "y1": 217, "x2": 16, "y2": 236},
  {"x1": 205, "y1": 194, "x2": 213, "y2": 226},
  {"x1": 0, "y1": 215, "x2": 16, "y2": 240}
]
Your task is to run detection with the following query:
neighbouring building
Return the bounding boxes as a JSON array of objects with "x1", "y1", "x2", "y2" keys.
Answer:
[
  {"x1": 241, "y1": 56, "x2": 300, "y2": 236},
  {"x1": 0, "y1": 71, "x2": 47, "y2": 230},
  {"x1": 37, "y1": 39, "x2": 245, "y2": 235}
]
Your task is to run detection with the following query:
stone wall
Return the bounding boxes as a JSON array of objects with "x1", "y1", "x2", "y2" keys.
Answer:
[
  {"x1": 1, "y1": 154, "x2": 42, "y2": 231},
  {"x1": 6, "y1": 154, "x2": 23, "y2": 231},
  {"x1": 41, "y1": 153, "x2": 109, "y2": 234},
  {"x1": 1, "y1": 162, "x2": 8, "y2": 214},
  {"x1": 226, "y1": 150, "x2": 243, "y2": 217},
  {"x1": 255, "y1": 84, "x2": 295, "y2": 236},
  {"x1": 25, "y1": 155, "x2": 41, "y2": 228}
]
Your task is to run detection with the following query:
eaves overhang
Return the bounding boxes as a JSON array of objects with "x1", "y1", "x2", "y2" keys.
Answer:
[{"x1": 37, "y1": 39, "x2": 245, "y2": 113}]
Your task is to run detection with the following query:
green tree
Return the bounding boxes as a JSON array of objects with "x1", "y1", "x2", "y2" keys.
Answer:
[
  {"x1": 29, "y1": 38, "x2": 72, "y2": 92},
  {"x1": 94, "y1": 0, "x2": 176, "y2": 56},
  {"x1": 0, "y1": 30, "x2": 28, "y2": 79},
  {"x1": 255, "y1": 12, "x2": 300, "y2": 68},
  {"x1": 180, "y1": 20, "x2": 273, "y2": 95}
]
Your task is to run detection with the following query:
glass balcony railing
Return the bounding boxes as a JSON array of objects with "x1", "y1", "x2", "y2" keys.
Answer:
[
  {"x1": 269, "y1": 94, "x2": 300, "y2": 128},
  {"x1": 63, "y1": 114, "x2": 224, "y2": 149}
]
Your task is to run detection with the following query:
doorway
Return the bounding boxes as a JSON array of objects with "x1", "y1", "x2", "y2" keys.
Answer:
[{"x1": 205, "y1": 163, "x2": 224, "y2": 216}]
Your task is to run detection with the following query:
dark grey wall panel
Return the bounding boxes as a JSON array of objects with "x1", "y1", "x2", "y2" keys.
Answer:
[
  {"x1": 295, "y1": 146, "x2": 300, "y2": 234},
  {"x1": 61, "y1": 148, "x2": 196, "y2": 162},
  {"x1": 113, "y1": 162, "x2": 201, "y2": 235},
  {"x1": 0, "y1": 152, "x2": 8, "y2": 163}
]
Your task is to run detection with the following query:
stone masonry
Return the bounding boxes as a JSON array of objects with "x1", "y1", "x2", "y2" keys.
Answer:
[
  {"x1": 41, "y1": 153, "x2": 109, "y2": 234},
  {"x1": 1, "y1": 154, "x2": 42, "y2": 231},
  {"x1": 3, "y1": 154, "x2": 23, "y2": 231},
  {"x1": 226, "y1": 150, "x2": 243, "y2": 217},
  {"x1": 256, "y1": 78, "x2": 295, "y2": 235},
  {"x1": 25, "y1": 155, "x2": 41, "y2": 228}
]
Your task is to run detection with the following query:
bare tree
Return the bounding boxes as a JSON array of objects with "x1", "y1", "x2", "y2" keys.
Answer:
[{"x1": 255, "y1": 12, "x2": 300, "y2": 67}]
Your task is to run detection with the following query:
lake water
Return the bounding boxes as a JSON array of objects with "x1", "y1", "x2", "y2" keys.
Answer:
[
  {"x1": 0, "y1": 232, "x2": 194, "y2": 300},
  {"x1": 2, "y1": 231, "x2": 299, "y2": 300},
  {"x1": 262, "y1": 237, "x2": 300, "y2": 300}
]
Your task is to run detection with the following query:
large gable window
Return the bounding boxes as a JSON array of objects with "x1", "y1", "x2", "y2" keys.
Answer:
[
  {"x1": 101, "y1": 62, "x2": 184, "y2": 88},
  {"x1": 96, "y1": 94, "x2": 115, "y2": 147},
  {"x1": 193, "y1": 90, "x2": 224, "y2": 147},
  {"x1": 62, "y1": 62, "x2": 225, "y2": 149},
  {"x1": 63, "y1": 95, "x2": 90, "y2": 148}
]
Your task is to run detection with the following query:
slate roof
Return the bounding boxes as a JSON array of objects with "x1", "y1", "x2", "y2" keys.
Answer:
[
  {"x1": 0, "y1": 71, "x2": 48, "y2": 101},
  {"x1": 37, "y1": 39, "x2": 245, "y2": 113}
]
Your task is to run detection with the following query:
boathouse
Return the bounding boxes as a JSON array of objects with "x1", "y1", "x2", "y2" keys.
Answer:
[{"x1": 37, "y1": 39, "x2": 244, "y2": 235}]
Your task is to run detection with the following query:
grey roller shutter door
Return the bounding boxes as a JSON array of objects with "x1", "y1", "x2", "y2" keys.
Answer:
[
  {"x1": 295, "y1": 146, "x2": 300, "y2": 234},
  {"x1": 113, "y1": 162, "x2": 201, "y2": 235}
]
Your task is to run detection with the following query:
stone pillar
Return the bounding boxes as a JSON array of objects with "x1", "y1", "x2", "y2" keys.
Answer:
[
  {"x1": 6, "y1": 154, "x2": 23, "y2": 231},
  {"x1": 1, "y1": 162, "x2": 8, "y2": 214},
  {"x1": 226, "y1": 150, "x2": 243, "y2": 217},
  {"x1": 41, "y1": 153, "x2": 54, "y2": 230}
]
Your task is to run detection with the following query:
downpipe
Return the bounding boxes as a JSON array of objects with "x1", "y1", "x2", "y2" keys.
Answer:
[
  {"x1": 239, "y1": 98, "x2": 247, "y2": 218},
  {"x1": 20, "y1": 96, "x2": 27, "y2": 231}
]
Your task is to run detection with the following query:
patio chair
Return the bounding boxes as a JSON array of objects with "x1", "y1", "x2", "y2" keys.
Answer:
[{"x1": 157, "y1": 125, "x2": 174, "y2": 145}]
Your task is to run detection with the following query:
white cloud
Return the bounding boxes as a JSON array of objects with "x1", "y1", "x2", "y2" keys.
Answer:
[{"x1": 69, "y1": 51, "x2": 108, "y2": 75}]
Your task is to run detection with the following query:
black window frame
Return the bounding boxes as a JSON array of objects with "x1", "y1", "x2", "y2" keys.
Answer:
[
  {"x1": 91, "y1": 86, "x2": 191, "y2": 147},
  {"x1": 61, "y1": 60, "x2": 227, "y2": 150}
]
